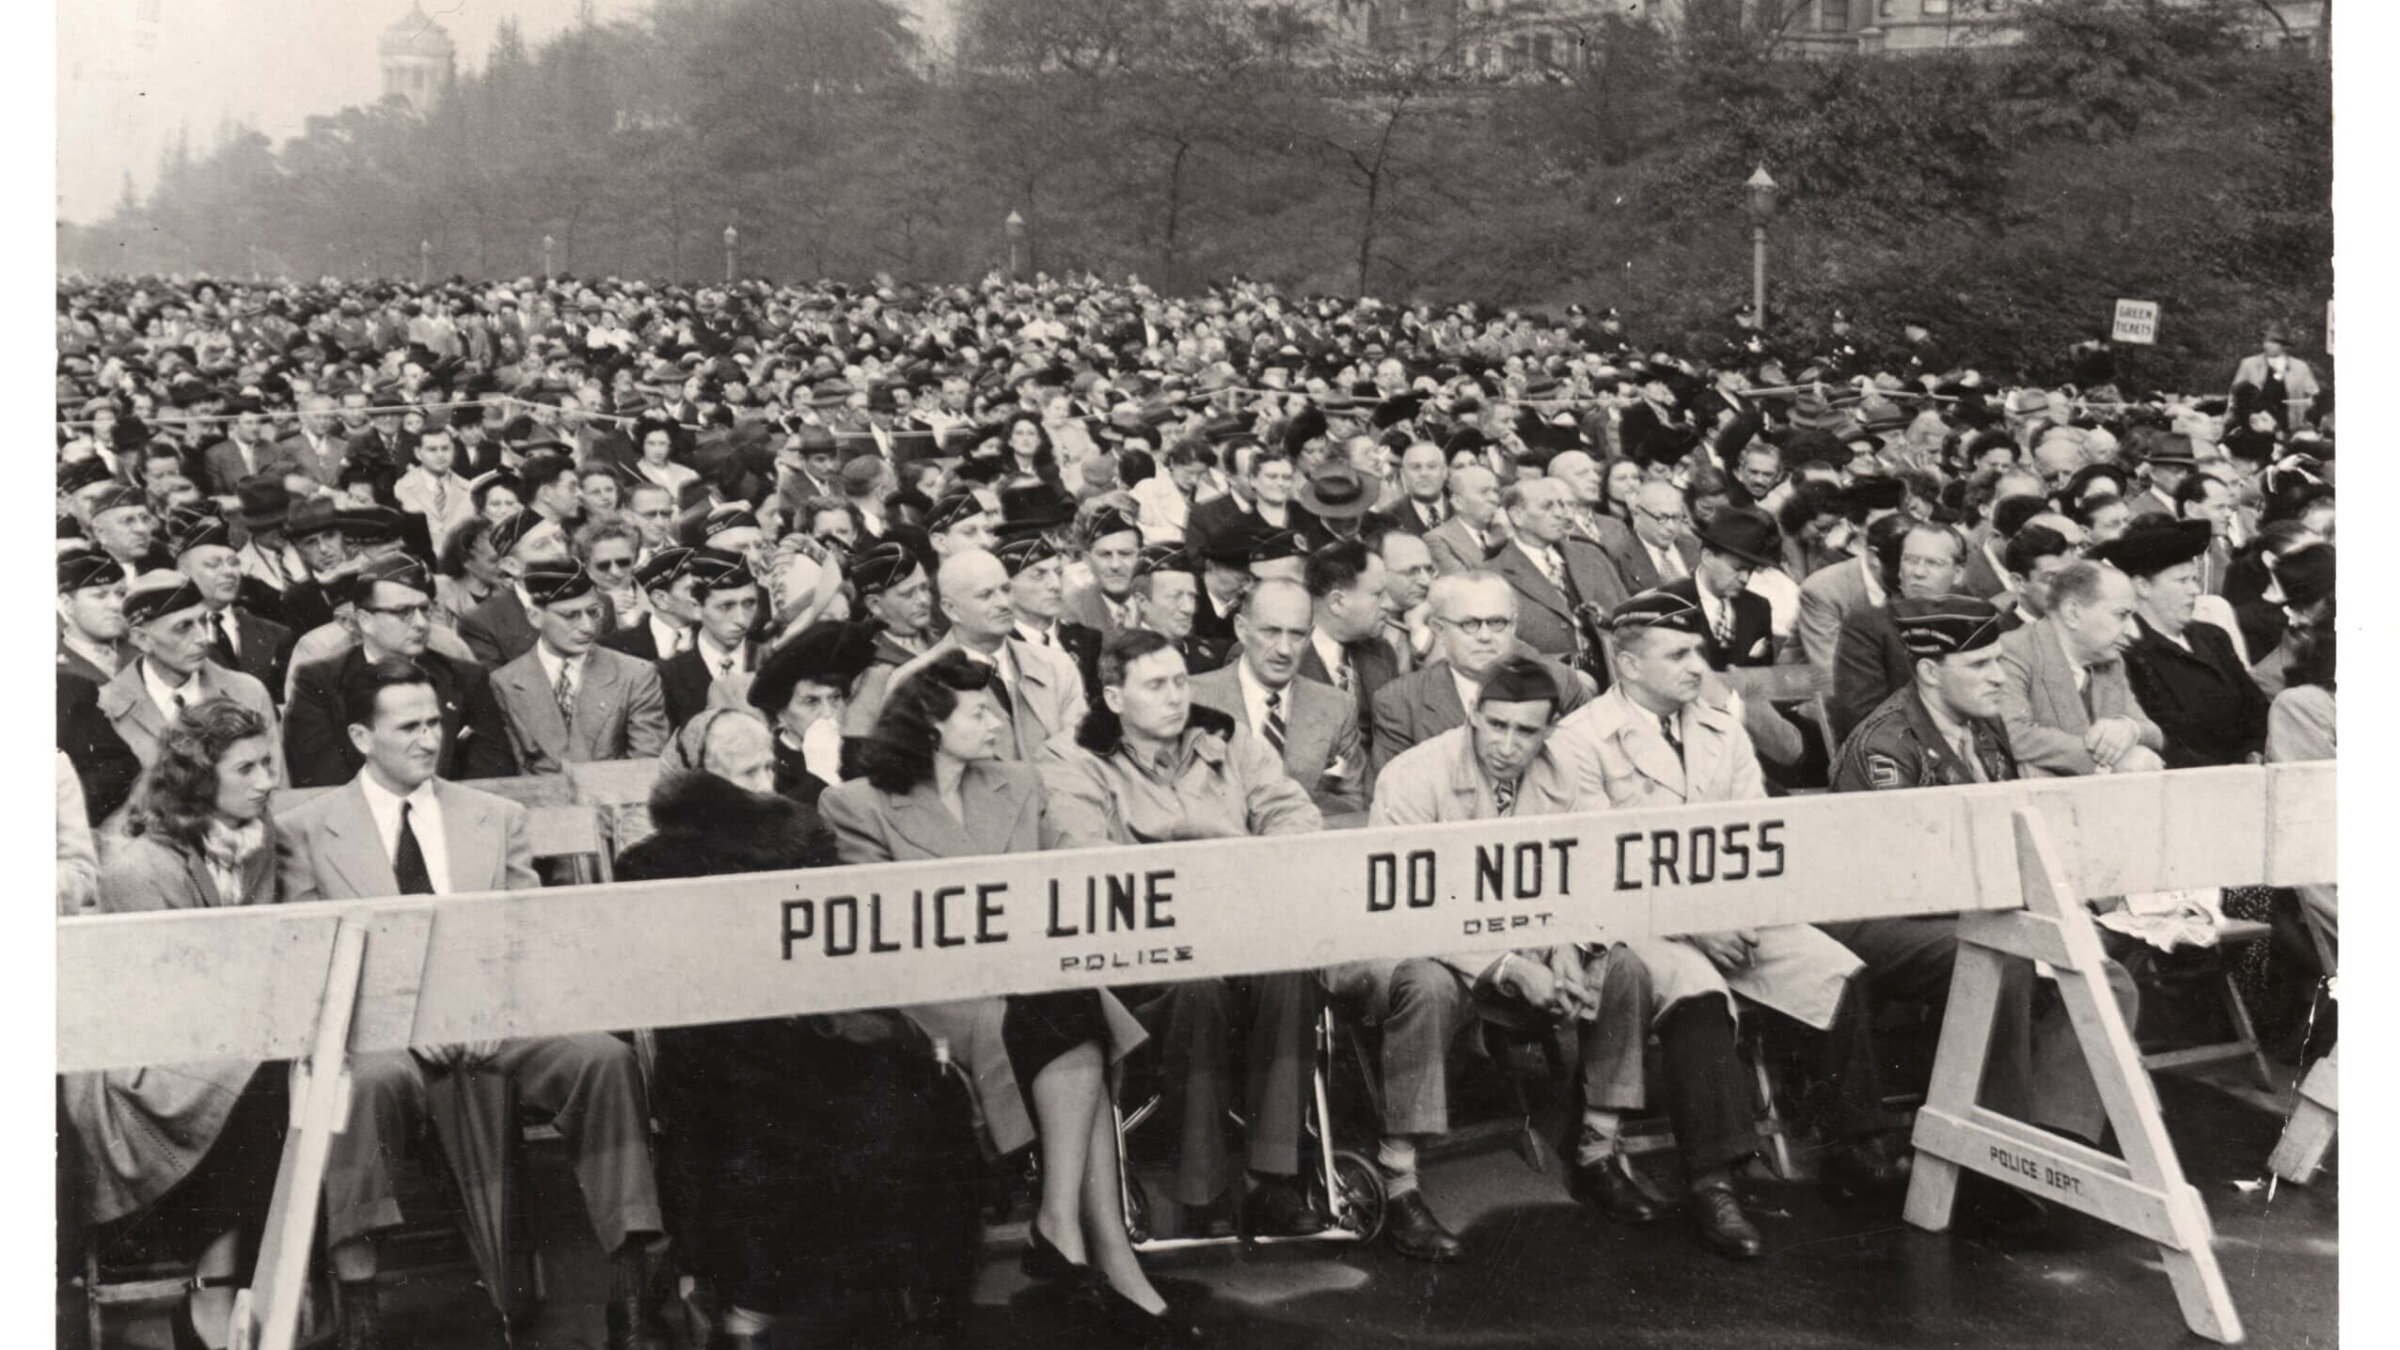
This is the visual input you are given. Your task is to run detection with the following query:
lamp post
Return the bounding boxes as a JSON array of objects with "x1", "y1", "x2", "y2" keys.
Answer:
[
  {"x1": 1743, "y1": 165, "x2": 1779, "y2": 331},
  {"x1": 542, "y1": 234, "x2": 556, "y2": 281},
  {"x1": 419, "y1": 239, "x2": 432, "y2": 284},
  {"x1": 1005, "y1": 210, "x2": 1026, "y2": 282},
  {"x1": 723, "y1": 224, "x2": 739, "y2": 283}
]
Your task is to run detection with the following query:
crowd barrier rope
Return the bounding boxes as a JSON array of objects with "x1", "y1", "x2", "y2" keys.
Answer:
[{"x1": 57, "y1": 762, "x2": 2334, "y2": 1349}]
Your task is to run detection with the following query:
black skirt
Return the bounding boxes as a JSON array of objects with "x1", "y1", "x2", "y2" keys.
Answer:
[{"x1": 1002, "y1": 990, "x2": 1108, "y2": 1090}]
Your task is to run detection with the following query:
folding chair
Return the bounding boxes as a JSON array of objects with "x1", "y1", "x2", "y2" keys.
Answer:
[
  {"x1": 2137, "y1": 919, "x2": 2276, "y2": 1091},
  {"x1": 568, "y1": 759, "x2": 662, "y2": 857},
  {"x1": 527, "y1": 802, "x2": 614, "y2": 885}
]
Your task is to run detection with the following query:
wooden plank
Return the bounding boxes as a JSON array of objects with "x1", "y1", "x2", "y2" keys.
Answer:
[
  {"x1": 58, "y1": 768, "x2": 2329, "y2": 1073},
  {"x1": 1911, "y1": 1106, "x2": 2176, "y2": 1244},
  {"x1": 2263, "y1": 760, "x2": 2337, "y2": 888},
  {"x1": 567, "y1": 758, "x2": 659, "y2": 807}
]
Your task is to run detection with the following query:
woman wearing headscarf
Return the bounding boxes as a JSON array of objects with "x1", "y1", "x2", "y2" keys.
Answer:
[
  {"x1": 820, "y1": 652, "x2": 1199, "y2": 1347},
  {"x1": 745, "y1": 619, "x2": 882, "y2": 809},
  {"x1": 63, "y1": 699, "x2": 295, "y2": 1350}
]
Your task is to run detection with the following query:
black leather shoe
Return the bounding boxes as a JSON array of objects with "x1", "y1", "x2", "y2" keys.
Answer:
[
  {"x1": 1240, "y1": 1176, "x2": 1329, "y2": 1238},
  {"x1": 1021, "y1": 1219, "x2": 1107, "y2": 1295},
  {"x1": 1823, "y1": 1133, "x2": 1913, "y2": 1195},
  {"x1": 606, "y1": 1250, "x2": 671, "y2": 1350},
  {"x1": 1097, "y1": 1283, "x2": 1207, "y2": 1348},
  {"x1": 1385, "y1": 1189, "x2": 1466, "y2": 1263},
  {"x1": 1692, "y1": 1184, "x2": 1763, "y2": 1260},
  {"x1": 1569, "y1": 1153, "x2": 1663, "y2": 1225}
]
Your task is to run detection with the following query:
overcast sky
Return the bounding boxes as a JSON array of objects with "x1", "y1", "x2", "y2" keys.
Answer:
[{"x1": 56, "y1": 0, "x2": 645, "y2": 224}]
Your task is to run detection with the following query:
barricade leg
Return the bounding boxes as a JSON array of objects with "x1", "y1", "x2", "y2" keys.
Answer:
[
  {"x1": 1904, "y1": 808, "x2": 2244, "y2": 1345},
  {"x1": 230, "y1": 917, "x2": 370, "y2": 1350}
]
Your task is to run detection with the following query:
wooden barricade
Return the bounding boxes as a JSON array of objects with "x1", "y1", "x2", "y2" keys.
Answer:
[{"x1": 56, "y1": 763, "x2": 2334, "y2": 1349}]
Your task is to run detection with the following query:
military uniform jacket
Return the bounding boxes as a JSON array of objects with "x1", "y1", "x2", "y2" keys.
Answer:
[{"x1": 1830, "y1": 685, "x2": 2016, "y2": 793}]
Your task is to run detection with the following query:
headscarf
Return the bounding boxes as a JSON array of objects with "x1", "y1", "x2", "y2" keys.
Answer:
[{"x1": 659, "y1": 705, "x2": 774, "y2": 778}]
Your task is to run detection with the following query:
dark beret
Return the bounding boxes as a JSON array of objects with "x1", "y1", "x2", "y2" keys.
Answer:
[
  {"x1": 2275, "y1": 542, "x2": 2334, "y2": 613},
  {"x1": 2087, "y1": 516, "x2": 2211, "y2": 578}
]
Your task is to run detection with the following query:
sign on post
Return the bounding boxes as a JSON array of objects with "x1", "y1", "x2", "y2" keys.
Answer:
[{"x1": 2113, "y1": 299, "x2": 2161, "y2": 345}]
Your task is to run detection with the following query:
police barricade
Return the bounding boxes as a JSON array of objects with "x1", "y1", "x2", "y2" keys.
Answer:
[{"x1": 58, "y1": 763, "x2": 2335, "y2": 1349}]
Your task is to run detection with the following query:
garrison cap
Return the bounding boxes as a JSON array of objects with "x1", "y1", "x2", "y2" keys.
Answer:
[
  {"x1": 487, "y1": 510, "x2": 548, "y2": 559},
  {"x1": 848, "y1": 540, "x2": 921, "y2": 597},
  {"x1": 1246, "y1": 529, "x2": 1312, "y2": 566},
  {"x1": 1132, "y1": 544, "x2": 1198, "y2": 579},
  {"x1": 122, "y1": 570, "x2": 208, "y2": 627},
  {"x1": 632, "y1": 545, "x2": 697, "y2": 592},
  {"x1": 165, "y1": 506, "x2": 232, "y2": 557},
  {"x1": 60, "y1": 458, "x2": 116, "y2": 496},
  {"x1": 1605, "y1": 589, "x2": 1709, "y2": 637},
  {"x1": 347, "y1": 553, "x2": 434, "y2": 606},
  {"x1": 1085, "y1": 504, "x2": 1142, "y2": 545},
  {"x1": 1887, "y1": 595, "x2": 2006, "y2": 659},
  {"x1": 924, "y1": 492, "x2": 987, "y2": 536},
  {"x1": 995, "y1": 534, "x2": 1062, "y2": 577},
  {"x1": 520, "y1": 559, "x2": 597, "y2": 607},
  {"x1": 58, "y1": 548, "x2": 126, "y2": 594},
  {"x1": 87, "y1": 483, "x2": 148, "y2": 518},
  {"x1": 1476, "y1": 655, "x2": 1561, "y2": 708}
]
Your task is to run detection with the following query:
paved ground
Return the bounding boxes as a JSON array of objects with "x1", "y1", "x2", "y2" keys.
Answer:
[{"x1": 96, "y1": 1065, "x2": 2335, "y2": 1349}]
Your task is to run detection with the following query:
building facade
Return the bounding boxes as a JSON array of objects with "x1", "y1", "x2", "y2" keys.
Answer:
[{"x1": 379, "y1": 3, "x2": 457, "y2": 113}]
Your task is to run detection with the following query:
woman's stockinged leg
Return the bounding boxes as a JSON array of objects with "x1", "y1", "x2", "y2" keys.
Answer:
[
  {"x1": 1079, "y1": 1080, "x2": 1167, "y2": 1316},
  {"x1": 1027, "y1": 1039, "x2": 1105, "y2": 1266}
]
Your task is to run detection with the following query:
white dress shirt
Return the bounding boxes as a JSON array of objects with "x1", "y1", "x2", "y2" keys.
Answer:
[
  {"x1": 533, "y1": 643, "x2": 587, "y2": 703},
  {"x1": 358, "y1": 772, "x2": 452, "y2": 895},
  {"x1": 1015, "y1": 619, "x2": 1058, "y2": 648},
  {"x1": 1310, "y1": 628, "x2": 1351, "y2": 689},
  {"x1": 141, "y1": 659, "x2": 203, "y2": 725},
  {"x1": 695, "y1": 631, "x2": 751, "y2": 679},
  {"x1": 1236, "y1": 659, "x2": 1287, "y2": 753},
  {"x1": 649, "y1": 614, "x2": 692, "y2": 657},
  {"x1": 1644, "y1": 537, "x2": 1688, "y2": 581},
  {"x1": 1450, "y1": 666, "x2": 1484, "y2": 720}
]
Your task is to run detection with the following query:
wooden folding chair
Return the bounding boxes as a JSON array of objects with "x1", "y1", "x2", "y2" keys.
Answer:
[{"x1": 526, "y1": 803, "x2": 613, "y2": 885}]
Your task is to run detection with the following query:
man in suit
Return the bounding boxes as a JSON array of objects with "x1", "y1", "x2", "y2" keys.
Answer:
[
  {"x1": 1548, "y1": 592, "x2": 1892, "y2": 1260},
  {"x1": 995, "y1": 534, "x2": 1103, "y2": 697},
  {"x1": 1961, "y1": 493, "x2": 2050, "y2": 603},
  {"x1": 1423, "y1": 464, "x2": 1506, "y2": 575},
  {"x1": 1127, "y1": 543, "x2": 1233, "y2": 673},
  {"x1": 1293, "y1": 538, "x2": 1403, "y2": 726},
  {"x1": 489, "y1": 560, "x2": 670, "y2": 773},
  {"x1": 95, "y1": 571, "x2": 283, "y2": 778},
  {"x1": 1656, "y1": 505, "x2": 1779, "y2": 670},
  {"x1": 1827, "y1": 519, "x2": 1964, "y2": 743},
  {"x1": 1996, "y1": 558, "x2": 2165, "y2": 778},
  {"x1": 1060, "y1": 503, "x2": 1145, "y2": 637},
  {"x1": 458, "y1": 511, "x2": 574, "y2": 667},
  {"x1": 655, "y1": 548, "x2": 763, "y2": 731},
  {"x1": 599, "y1": 546, "x2": 699, "y2": 664},
  {"x1": 273, "y1": 394, "x2": 348, "y2": 488},
  {"x1": 230, "y1": 475, "x2": 299, "y2": 624},
  {"x1": 1191, "y1": 578, "x2": 1363, "y2": 813},
  {"x1": 278, "y1": 496, "x2": 352, "y2": 639},
  {"x1": 168, "y1": 506, "x2": 293, "y2": 697},
  {"x1": 902, "y1": 548, "x2": 1090, "y2": 763},
  {"x1": 1383, "y1": 441, "x2": 1450, "y2": 536},
  {"x1": 1485, "y1": 477, "x2": 1627, "y2": 677},
  {"x1": 1368, "y1": 571, "x2": 1591, "y2": 780},
  {"x1": 279, "y1": 657, "x2": 667, "y2": 1349},
  {"x1": 57, "y1": 548, "x2": 131, "y2": 687},
  {"x1": 1602, "y1": 480, "x2": 1702, "y2": 596},
  {"x1": 2227, "y1": 325, "x2": 2322, "y2": 429},
  {"x1": 1182, "y1": 442, "x2": 1262, "y2": 564},
  {"x1": 1792, "y1": 512, "x2": 1909, "y2": 676},
  {"x1": 199, "y1": 402, "x2": 289, "y2": 498},
  {"x1": 1333, "y1": 657, "x2": 1655, "y2": 1261},
  {"x1": 284, "y1": 554, "x2": 517, "y2": 787}
]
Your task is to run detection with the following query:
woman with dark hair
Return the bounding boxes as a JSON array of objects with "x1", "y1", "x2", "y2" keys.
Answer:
[
  {"x1": 63, "y1": 699, "x2": 295, "y2": 1350},
  {"x1": 472, "y1": 472, "x2": 525, "y2": 530},
  {"x1": 819, "y1": 653, "x2": 1198, "y2": 1347},
  {"x1": 1600, "y1": 455, "x2": 1643, "y2": 525},
  {"x1": 1003, "y1": 411, "x2": 1071, "y2": 502},
  {"x1": 435, "y1": 513, "x2": 502, "y2": 631}
]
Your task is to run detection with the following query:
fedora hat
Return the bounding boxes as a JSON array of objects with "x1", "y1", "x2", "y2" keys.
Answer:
[
  {"x1": 234, "y1": 474, "x2": 295, "y2": 530},
  {"x1": 1295, "y1": 461, "x2": 1374, "y2": 520},
  {"x1": 1692, "y1": 505, "x2": 1781, "y2": 570}
]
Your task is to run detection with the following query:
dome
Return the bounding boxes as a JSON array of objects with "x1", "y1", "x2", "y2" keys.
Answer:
[{"x1": 379, "y1": 4, "x2": 457, "y2": 60}]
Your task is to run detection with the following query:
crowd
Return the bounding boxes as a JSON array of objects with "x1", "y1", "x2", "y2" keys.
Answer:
[{"x1": 53, "y1": 268, "x2": 2337, "y2": 1350}]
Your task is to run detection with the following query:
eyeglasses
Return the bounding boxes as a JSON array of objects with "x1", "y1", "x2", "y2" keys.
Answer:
[
  {"x1": 590, "y1": 557, "x2": 637, "y2": 573},
  {"x1": 1635, "y1": 506, "x2": 1691, "y2": 526},
  {"x1": 361, "y1": 602, "x2": 434, "y2": 622},
  {"x1": 1438, "y1": 615, "x2": 1513, "y2": 635}
]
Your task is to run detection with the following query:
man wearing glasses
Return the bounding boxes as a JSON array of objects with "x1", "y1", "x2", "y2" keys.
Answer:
[
  {"x1": 1605, "y1": 480, "x2": 1701, "y2": 594},
  {"x1": 1367, "y1": 570, "x2": 1591, "y2": 781},
  {"x1": 283, "y1": 553, "x2": 520, "y2": 786}
]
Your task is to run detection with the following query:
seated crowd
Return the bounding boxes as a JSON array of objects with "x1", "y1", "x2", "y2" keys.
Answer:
[{"x1": 55, "y1": 270, "x2": 2336, "y2": 1350}]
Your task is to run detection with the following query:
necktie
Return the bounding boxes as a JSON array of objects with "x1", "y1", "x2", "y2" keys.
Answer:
[
  {"x1": 1535, "y1": 548, "x2": 1566, "y2": 593},
  {"x1": 1333, "y1": 661, "x2": 1353, "y2": 694},
  {"x1": 555, "y1": 664, "x2": 577, "y2": 729},
  {"x1": 1262, "y1": 689, "x2": 1289, "y2": 756},
  {"x1": 1659, "y1": 713, "x2": 1684, "y2": 766},
  {"x1": 717, "y1": 651, "x2": 736, "y2": 680},
  {"x1": 1710, "y1": 601, "x2": 1735, "y2": 651},
  {"x1": 171, "y1": 689, "x2": 191, "y2": 719},
  {"x1": 1033, "y1": 627, "x2": 1053, "y2": 647},
  {"x1": 1659, "y1": 544, "x2": 1687, "y2": 581},
  {"x1": 1493, "y1": 779, "x2": 1518, "y2": 816},
  {"x1": 393, "y1": 801, "x2": 435, "y2": 896},
  {"x1": 2079, "y1": 674, "x2": 2096, "y2": 721},
  {"x1": 208, "y1": 613, "x2": 238, "y2": 669},
  {"x1": 674, "y1": 626, "x2": 694, "y2": 655}
]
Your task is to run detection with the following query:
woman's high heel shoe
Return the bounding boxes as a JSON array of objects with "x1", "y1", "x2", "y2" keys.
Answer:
[
  {"x1": 1020, "y1": 1219, "x2": 1105, "y2": 1293},
  {"x1": 1095, "y1": 1282, "x2": 1207, "y2": 1348}
]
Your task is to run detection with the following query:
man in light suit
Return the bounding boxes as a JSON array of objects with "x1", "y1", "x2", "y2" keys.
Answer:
[
  {"x1": 95, "y1": 571, "x2": 283, "y2": 779},
  {"x1": 1483, "y1": 477, "x2": 1627, "y2": 674},
  {"x1": 1333, "y1": 657, "x2": 1656, "y2": 1262},
  {"x1": 278, "y1": 657, "x2": 666, "y2": 1349},
  {"x1": 1547, "y1": 592, "x2": 1896, "y2": 1260},
  {"x1": 273, "y1": 394, "x2": 350, "y2": 489},
  {"x1": 1059, "y1": 504, "x2": 1145, "y2": 637},
  {"x1": 168, "y1": 506, "x2": 293, "y2": 697},
  {"x1": 457, "y1": 511, "x2": 574, "y2": 668},
  {"x1": 1368, "y1": 571, "x2": 1591, "y2": 780},
  {"x1": 489, "y1": 560, "x2": 670, "y2": 773},
  {"x1": 1190, "y1": 579, "x2": 1363, "y2": 813},
  {"x1": 1423, "y1": 464, "x2": 1507, "y2": 575},
  {"x1": 1382, "y1": 441, "x2": 1451, "y2": 537},
  {"x1": 1792, "y1": 512, "x2": 1910, "y2": 676},
  {"x1": 887, "y1": 548, "x2": 1088, "y2": 762},
  {"x1": 198, "y1": 402, "x2": 290, "y2": 499},
  {"x1": 2227, "y1": 325, "x2": 2322, "y2": 428},
  {"x1": 1995, "y1": 560, "x2": 2164, "y2": 777}
]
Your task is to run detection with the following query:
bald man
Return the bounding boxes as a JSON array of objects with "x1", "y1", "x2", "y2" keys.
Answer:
[
  {"x1": 887, "y1": 549, "x2": 1088, "y2": 760},
  {"x1": 1425, "y1": 465, "x2": 1507, "y2": 575},
  {"x1": 1548, "y1": 450, "x2": 1640, "y2": 555},
  {"x1": 1387, "y1": 442, "x2": 1451, "y2": 536},
  {"x1": 1601, "y1": 481, "x2": 1701, "y2": 594}
]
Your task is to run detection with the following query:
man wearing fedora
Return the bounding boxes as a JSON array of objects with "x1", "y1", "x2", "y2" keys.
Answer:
[
  {"x1": 2099, "y1": 518, "x2": 2270, "y2": 769},
  {"x1": 1484, "y1": 477, "x2": 1627, "y2": 681},
  {"x1": 227, "y1": 473, "x2": 299, "y2": 624},
  {"x1": 1295, "y1": 458, "x2": 1377, "y2": 550},
  {"x1": 1657, "y1": 506, "x2": 1782, "y2": 671},
  {"x1": 2128, "y1": 435, "x2": 2199, "y2": 520}
]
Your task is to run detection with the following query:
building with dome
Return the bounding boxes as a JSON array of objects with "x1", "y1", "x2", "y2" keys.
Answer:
[{"x1": 379, "y1": 3, "x2": 457, "y2": 113}]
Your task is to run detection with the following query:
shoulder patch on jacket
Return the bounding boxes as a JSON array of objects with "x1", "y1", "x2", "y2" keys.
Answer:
[{"x1": 1866, "y1": 753, "x2": 1904, "y2": 789}]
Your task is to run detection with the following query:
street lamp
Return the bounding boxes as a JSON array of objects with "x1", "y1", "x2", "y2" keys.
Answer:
[
  {"x1": 419, "y1": 239, "x2": 432, "y2": 284},
  {"x1": 723, "y1": 225, "x2": 739, "y2": 283},
  {"x1": 543, "y1": 234, "x2": 556, "y2": 281},
  {"x1": 1744, "y1": 165, "x2": 1779, "y2": 331},
  {"x1": 1005, "y1": 210, "x2": 1026, "y2": 282}
]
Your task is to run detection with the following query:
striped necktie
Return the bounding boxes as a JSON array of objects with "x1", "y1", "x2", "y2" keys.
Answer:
[
  {"x1": 1493, "y1": 779, "x2": 1517, "y2": 816},
  {"x1": 555, "y1": 665, "x2": 576, "y2": 728},
  {"x1": 1262, "y1": 688, "x2": 1289, "y2": 756}
]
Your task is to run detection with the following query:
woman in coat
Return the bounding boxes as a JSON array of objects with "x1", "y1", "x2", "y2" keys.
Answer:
[
  {"x1": 63, "y1": 699, "x2": 290, "y2": 1350},
  {"x1": 820, "y1": 652, "x2": 1200, "y2": 1347}
]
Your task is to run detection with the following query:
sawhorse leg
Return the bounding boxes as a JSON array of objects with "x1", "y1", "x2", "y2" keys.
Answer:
[
  {"x1": 1904, "y1": 807, "x2": 2244, "y2": 1344},
  {"x1": 230, "y1": 918, "x2": 369, "y2": 1350}
]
